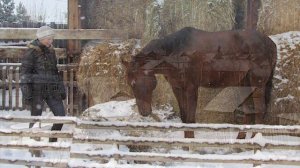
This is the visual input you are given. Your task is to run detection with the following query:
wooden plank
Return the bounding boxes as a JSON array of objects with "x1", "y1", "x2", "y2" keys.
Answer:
[
  {"x1": 76, "y1": 121, "x2": 300, "y2": 135},
  {"x1": 68, "y1": 0, "x2": 81, "y2": 55},
  {"x1": 1, "y1": 116, "x2": 300, "y2": 135},
  {"x1": 0, "y1": 116, "x2": 77, "y2": 124},
  {"x1": 204, "y1": 87, "x2": 256, "y2": 113},
  {"x1": 0, "y1": 28, "x2": 127, "y2": 40},
  {"x1": 0, "y1": 63, "x2": 78, "y2": 70},
  {"x1": 69, "y1": 163, "x2": 167, "y2": 168},
  {"x1": 8, "y1": 66, "x2": 13, "y2": 110},
  {"x1": 0, "y1": 157, "x2": 68, "y2": 167},
  {"x1": 0, "y1": 142, "x2": 70, "y2": 151},
  {"x1": 71, "y1": 151, "x2": 300, "y2": 165},
  {"x1": 63, "y1": 70, "x2": 68, "y2": 113},
  {"x1": 1, "y1": 66, "x2": 6, "y2": 110},
  {"x1": 15, "y1": 67, "x2": 20, "y2": 110},
  {"x1": 72, "y1": 136, "x2": 300, "y2": 150},
  {"x1": 0, "y1": 129, "x2": 73, "y2": 138},
  {"x1": 68, "y1": 0, "x2": 80, "y2": 30},
  {"x1": 0, "y1": 46, "x2": 67, "y2": 59},
  {"x1": 246, "y1": 0, "x2": 260, "y2": 30},
  {"x1": 69, "y1": 69, "x2": 74, "y2": 116}
]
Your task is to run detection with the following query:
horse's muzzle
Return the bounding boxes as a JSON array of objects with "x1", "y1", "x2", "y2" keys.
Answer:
[{"x1": 136, "y1": 99, "x2": 152, "y2": 116}]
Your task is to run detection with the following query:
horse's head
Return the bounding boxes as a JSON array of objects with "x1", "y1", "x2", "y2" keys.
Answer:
[{"x1": 122, "y1": 58, "x2": 157, "y2": 116}]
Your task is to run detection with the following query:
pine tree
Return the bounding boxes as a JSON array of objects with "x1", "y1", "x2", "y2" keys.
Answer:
[
  {"x1": 0, "y1": 0, "x2": 16, "y2": 23},
  {"x1": 16, "y1": 2, "x2": 30, "y2": 22},
  {"x1": 0, "y1": 1, "x2": 5, "y2": 22}
]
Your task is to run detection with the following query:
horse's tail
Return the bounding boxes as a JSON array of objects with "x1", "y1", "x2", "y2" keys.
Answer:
[
  {"x1": 264, "y1": 39, "x2": 277, "y2": 118},
  {"x1": 265, "y1": 68, "x2": 274, "y2": 109}
]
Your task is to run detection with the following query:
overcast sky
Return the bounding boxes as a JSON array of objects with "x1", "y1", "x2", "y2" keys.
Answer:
[{"x1": 14, "y1": 0, "x2": 67, "y2": 23}]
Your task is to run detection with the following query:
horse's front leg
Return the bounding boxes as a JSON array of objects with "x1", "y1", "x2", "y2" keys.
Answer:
[
  {"x1": 172, "y1": 84, "x2": 198, "y2": 138},
  {"x1": 183, "y1": 85, "x2": 198, "y2": 138}
]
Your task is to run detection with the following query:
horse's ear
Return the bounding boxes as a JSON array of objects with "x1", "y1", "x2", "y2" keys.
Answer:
[{"x1": 121, "y1": 59, "x2": 130, "y2": 69}]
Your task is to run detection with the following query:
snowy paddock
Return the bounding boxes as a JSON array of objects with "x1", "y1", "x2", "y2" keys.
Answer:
[
  {"x1": 0, "y1": 31, "x2": 299, "y2": 167},
  {"x1": 0, "y1": 100, "x2": 299, "y2": 168}
]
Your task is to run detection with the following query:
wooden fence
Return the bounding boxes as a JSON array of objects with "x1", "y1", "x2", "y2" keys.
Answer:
[
  {"x1": 0, "y1": 116, "x2": 299, "y2": 167},
  {"x1": 0, "y1": 63, "x2": 82, "y2": 116}
]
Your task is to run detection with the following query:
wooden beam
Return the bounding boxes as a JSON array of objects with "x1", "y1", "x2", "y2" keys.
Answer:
[
  {"x1": 73, "y1": 136, "x2": 300, "y2": 150},
  {"x1": 76, "y1": 121, "x2": 300, "y2": 135},
  {"x1": 0, "y1": 116, "x2": 299, "y2": 136},
  {"x1": 0, "y1": 129, "x2": 73, "y2": 138},
  {"x1": 0, "y1": 28, "x2": 127, "y2": 40},
  {"x1": 71, "y1": 151, "x2": 300, "y2": 165},
  {"x1": 0, "y1": 157, "x2": 68, "y2": 167},
  {"x1": 0, "y1": 63, "x2": 78, "y2": 70},
  {"x1": 0, "y1": 46, "x2": 67, "y2": 59},
  {"x1": 246, "y1": 0, "x2": 260, "y2": 30},
  {"x1": 0, "y1": 142, "x2": 71, "y2": 151},
  {"x1": 68, "y1": 0, "x2": 81, "y2": 56},
  {"x1": 68, "y1": 0, "x2": 80, "y2": 30},
  {"x1": 0, "y1": 116, "x2": 77, "y2": 124}
]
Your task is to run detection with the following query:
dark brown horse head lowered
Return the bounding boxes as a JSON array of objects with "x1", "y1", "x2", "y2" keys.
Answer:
[{"x1": 122, "y1": 58, "x2": 157, "y2": 116}]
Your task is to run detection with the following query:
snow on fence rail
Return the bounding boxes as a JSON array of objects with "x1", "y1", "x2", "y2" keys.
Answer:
[
  {"x1": 70, "y1": 150, "x2": 300, "y2": 166},
  {"x1": 0, "y1": 116, "x2": 299, "y2": 167},
  {"x1": 0, "y1": 64, "x2": 80, "y2": 115}
]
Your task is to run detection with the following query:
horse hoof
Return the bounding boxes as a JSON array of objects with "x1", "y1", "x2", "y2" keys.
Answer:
[{"x1": 237, "y1": 131, "x2": 247, "y2": 139}]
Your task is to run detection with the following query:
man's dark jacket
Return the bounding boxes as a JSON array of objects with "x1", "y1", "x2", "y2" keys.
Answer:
[{"x1": 20, "y1": 39, "x2": 66, "y2": 101}]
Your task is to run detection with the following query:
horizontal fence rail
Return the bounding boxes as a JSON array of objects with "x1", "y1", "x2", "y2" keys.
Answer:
[
  {"x1": 0, "y1": 141, "x2": 71, "y2": 151},
  {"x1": 1, "y1": 116, "x2": 300, "y2": 134},
  {"x1": 70, "y1": 150, "x2": 300, "y2": 166},
  {"x1": 0, "y1": 28, "x2": 127, "y2": 40},
  {"x1": 0, "y1": 46, "x2": 67, "y2": 59},
  {"x1": 0, "y1": 157, "x2": 68, "y2": 168},
  {"x1": 0, "y1": 116, "x2": 299, "y2": 167},
  {"x1": 72, "y1": 135, "x2": 300, "y2": 150}
]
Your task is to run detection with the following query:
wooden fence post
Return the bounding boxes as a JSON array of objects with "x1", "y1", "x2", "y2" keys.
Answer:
[
  {"x1": 63, "y1": 70, "x2": 68, "y2": 114},
  {"x1": 15, "y1": 67, "x2": 20, "y2": 110},
  {"x1": 246, "y1": 0, "x2": 260, "y2": 30},
  {"x1": 2, "y1": 66, "x2": 7, "y2": 110},
  {"x1": 68, "y1": 0, "x2": 81, "y2": 58},
  {"x1": 69, "y1": 69, "x2": 74, "y2": 116},
  {"x1": 8, "y1": 67, "x2": 13, "y2": 110}
]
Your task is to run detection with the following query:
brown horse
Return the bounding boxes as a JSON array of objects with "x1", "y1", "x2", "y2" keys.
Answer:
[{"x1": 123, "y1": 27, "x2": 277, "y2": 138}]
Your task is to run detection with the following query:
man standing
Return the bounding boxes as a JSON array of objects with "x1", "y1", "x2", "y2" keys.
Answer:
[{"x1": 20, "y1": 26, "x2": 66, "y2": 142}]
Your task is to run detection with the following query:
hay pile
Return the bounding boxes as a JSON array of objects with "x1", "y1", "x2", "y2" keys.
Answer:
[
  {"x1": 77, "y1": 40, "x2": 139, "y2": 105},
  {"x1": 143, "y1": 0, "x2": 236, "y2": 44},
  {"x1": 77, "y1": 40, "x2": 177, "y2": 109},
  {"x1": 269, "y1": 31, "x2": 300, "y2": 124},
  {"x1": 258, "y1": 0, "x2": 300, "y2": 35}
]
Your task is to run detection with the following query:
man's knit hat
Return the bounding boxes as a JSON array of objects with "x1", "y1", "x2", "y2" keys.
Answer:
[{"x1": 36, "y1": 26, "x2": 55, "y2": 39}]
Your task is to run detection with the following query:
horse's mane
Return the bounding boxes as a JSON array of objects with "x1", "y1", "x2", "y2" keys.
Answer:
[{"x1": 138, "y1": 27, "x2": 202, "y2": 59}]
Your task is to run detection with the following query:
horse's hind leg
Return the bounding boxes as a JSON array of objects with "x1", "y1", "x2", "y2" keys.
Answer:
[
  {"x1": 249, "y1": 87, "x2": 267, "y2": 138},
  {"x1": 252, "y1": 87, "x2": 266, "y2": 124}
]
